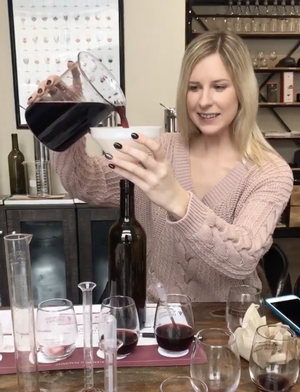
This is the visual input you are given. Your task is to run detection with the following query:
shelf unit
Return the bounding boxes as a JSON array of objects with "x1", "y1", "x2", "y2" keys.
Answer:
[{"x1": 186, "y1": 0, "x2": 300, "y2": 138}]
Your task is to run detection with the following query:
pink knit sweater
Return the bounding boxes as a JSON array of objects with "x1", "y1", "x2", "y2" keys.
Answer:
[{"x1": 53, "y1": 132, "x2": 293, "y2": 302}]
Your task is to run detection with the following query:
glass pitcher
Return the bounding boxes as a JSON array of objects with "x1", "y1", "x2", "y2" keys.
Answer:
[{"x1": 25, "y1": 51, "x2": 126, "y2": 152}]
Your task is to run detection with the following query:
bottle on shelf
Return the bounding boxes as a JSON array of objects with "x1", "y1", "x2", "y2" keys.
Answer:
[
  {"x1": 8, "y1": 133, "x2": 26, "y2": 195},
  {"x1": 108, "y1": 179, "x2": 147, "y2": 329}
]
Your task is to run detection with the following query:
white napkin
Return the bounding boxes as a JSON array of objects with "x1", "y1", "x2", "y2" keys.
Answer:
[{"x1": 234, "y1": 303, "x2": 267, "y2": 361}]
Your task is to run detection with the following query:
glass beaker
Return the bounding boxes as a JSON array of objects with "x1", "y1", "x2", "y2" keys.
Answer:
[
  {"x1": 25, "y1": 51, "x2": 126, "y2": 152},
  {"x1": 22, "y1": 161, "x2": 51, "y2": 198},
  {"x1": 77, "y1": 282, "x2": 102, "y2": 392},
  {"x1": 4, "y1": 233, "x2": 46, "y2": 392}
]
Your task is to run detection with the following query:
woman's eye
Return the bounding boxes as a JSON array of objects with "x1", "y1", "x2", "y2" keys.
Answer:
[
  {"x1": 188, "y1": 85, "x2": 200, "y2": 91},
  {"x1": 214, "y1": 85, "x2": 226, "y2": 91}
]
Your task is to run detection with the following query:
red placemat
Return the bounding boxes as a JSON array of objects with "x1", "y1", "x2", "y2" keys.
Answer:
[{"x1": 0, "y1": 345, "x2": 205, "y2": 375}]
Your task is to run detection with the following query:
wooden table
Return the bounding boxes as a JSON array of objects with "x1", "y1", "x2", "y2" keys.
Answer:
[{"x1": 0, "y1": 302, "x2": 298, "y2": 392}]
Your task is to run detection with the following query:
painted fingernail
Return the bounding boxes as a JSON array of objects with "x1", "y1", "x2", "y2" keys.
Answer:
[
  {"x1": 105, "y1": 153, "x2": 113, "y2": 160},
  {"x1": 114, "y1": 142, "x2": 122, "y2": 149},
  {"x1": 28, "y1": 96, "x2": 32, "y2": 101},
  {"x1": 46, "y1": 79, "x2": 52, "y2": 86},
  {"x1": 108, "y1": 164, "x2": 115, "y2": 169},
  {"x1": 131, "y1": 133, "x2": 139, "y2": 139},
  {"x1": 37, "y1": 88, "x2": 43, "y2": 94}
]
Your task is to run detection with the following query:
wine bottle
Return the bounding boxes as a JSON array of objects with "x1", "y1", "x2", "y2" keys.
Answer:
[
  {"x1": 108, "y1": 179, "x2": 147, "y2": 328},
  {"x1": 8, "y1": 134, "x2": 26, "y2": 195}
]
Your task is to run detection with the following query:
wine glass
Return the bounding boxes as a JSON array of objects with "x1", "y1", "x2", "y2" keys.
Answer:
[
  {"x1": 85, "y1": 16, "x2": 90, "y2": 28},
  {"x1": 21, "y1": 15, "x2": 26, "y2": 29},
  {"x1": 160, "y1": 377, "x2": 208, "y2": 392},
  {"x1": 95, "y1": 14, "x2": 101, "y2": 28},
  {"x1": 249, "y1": 324, "x2": 299, "y2": 391},
  {"x1": 270, "y1": 51, "x2": 278, "y2": 67},
  {"x1": 34, "y1": 59, "x2": 40, "y2": 72},
  {"x1": 41, "y1": 16, "x2": 48, "y2": 29},
  {"x1": 226, "y1": 285, "x2": 263, "y2": 333},
  {"x1": 54, "y1": 35, "x2": 59, "y2": 51},
  {"x1": 107, "y1": 37, "x2": 113, "y2": 50},
  {"x1": 23, "y1": 58, "x2": 29, "y2": 72},
  {"x1": 99, "y1": 296, "x2": 139, "y2": 358},
  {"x1": 53, "y1": 16, "x2": 58, "y2": 29},
  {"x1": 63, "y1": 15, "x2": 68, "y2": 27},
  {"x1": 154, "y1": 294, "x2": 194, "y2": 357},
  {"x1": 22, "y1": 37, "x2": 27, "y2": 51},
  {"x1": 191, "y1": 328, "x2": 241, "y2": 392},
  {"x1": 74, "y1": 14, "x2": 80, "y2": 29},
  {"x1": 36, "y1": 299, "x2": 78, "y2": 361},
  {"x1": 75, "y1": 37, "x2": 81, "y2": 50},
  {"x1": 55, "y1": 58, "x2": 61, "y2": 72},
  {"x1": 25, "y1": 77, "x2": 31, "y2": 93},
  {"x1": 31, "y1": 17, "x2": 37, "y2": 29},
  {"x1": 258, "y1": 51, "x2": 266, "y2": 68},
  {"x1": 45, "y1": 57, "x2": 51, "y2": 72},
  {"x1": 43, "y1": 36, "x2": 49, "y2": 50},
  {"x1": 32, "y1": 36, "x2": 38, "y2": 51},
  {"x1": 86, "y1": 36, "x2": 91, "y2": 50}
]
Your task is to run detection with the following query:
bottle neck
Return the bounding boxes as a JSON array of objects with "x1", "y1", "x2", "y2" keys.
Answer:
[
  {"x1": 11, "y1": 134, "x2": 19, "y2": 150},
  {"x1": 120, "y1": 180, "x2": 135, "y2": 222}
]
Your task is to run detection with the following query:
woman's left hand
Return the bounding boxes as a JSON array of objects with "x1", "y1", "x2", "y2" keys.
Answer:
[{"x1": 105, "y1": 133, "x2": 190, "y2": 219}]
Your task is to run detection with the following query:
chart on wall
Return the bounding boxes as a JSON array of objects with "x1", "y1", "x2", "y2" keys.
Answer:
[{"x1": 8, "y1": 0, "x2": 124, "y2": 128}]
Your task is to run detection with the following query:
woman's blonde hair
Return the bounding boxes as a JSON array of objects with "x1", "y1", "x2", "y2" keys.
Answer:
[{"x1": 176, "y1": 30, "x2": 276, "y2": 166}]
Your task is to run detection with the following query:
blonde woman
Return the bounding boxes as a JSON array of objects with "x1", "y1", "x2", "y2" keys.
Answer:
[{"x1": 30, "y1": 31, "x2": 293, "y2": 301}]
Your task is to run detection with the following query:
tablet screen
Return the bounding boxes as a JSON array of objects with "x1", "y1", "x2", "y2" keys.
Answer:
[{"x1": 272, "y1": 299, "x2": 300, "y2": 327}]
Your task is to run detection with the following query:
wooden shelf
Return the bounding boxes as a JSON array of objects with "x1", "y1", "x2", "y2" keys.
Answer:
[
  {"x1": 259, "y1": 102, "x2": 300, "y2": 107},
  {"x1": 255, "y1": 68, "x2": 300, "y2": 72},
  {"x1": 264, "y1": 134, "x2": 300, "y2": 140},
  {"x1": 192, "y1": 32, "x2": 300, "y2": 39}
]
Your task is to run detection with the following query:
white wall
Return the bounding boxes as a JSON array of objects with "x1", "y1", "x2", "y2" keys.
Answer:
[{"x1": 0, "y1": 0, "x2": 186, "y2": 194}]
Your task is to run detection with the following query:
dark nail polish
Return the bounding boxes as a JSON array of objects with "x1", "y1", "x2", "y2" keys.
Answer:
[
  {"x1": 105, "y1": 153, "x2": 113, "y2": 160},
  {"x1": 108, "y1": 164, "x2": 115, "y2": 169},
  {"x1": 37, "y1": 88, "x2": 43, "y2": 94},
  {"x1": 131, "y1": 133, "x2": 139, "y2": 139},
  {"x1": 46, "y1": 79, "x2": 52, "y2": 86},
  {"x1": 28, "y1": 96, "x2": 32, "y2": 101},
  {"x1": 114, "y1": 142, "x2": 122, "y2": 149}
]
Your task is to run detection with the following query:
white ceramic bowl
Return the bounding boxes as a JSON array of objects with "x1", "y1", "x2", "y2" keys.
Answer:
[{"x1": 90, "y1": 126, "x2": 162, "y2": 161}]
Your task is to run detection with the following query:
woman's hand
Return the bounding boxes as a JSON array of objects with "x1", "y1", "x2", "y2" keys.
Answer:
[
  {"x1": 27, "y1": 61, "x2": 82, "y2": 105},
  {"x1": 105, "y1": 133, "x2": 190, "y2": 219}
]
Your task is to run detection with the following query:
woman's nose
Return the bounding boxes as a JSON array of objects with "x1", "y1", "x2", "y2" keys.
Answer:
[{"x1": 198, "y1": 89, "x2": 213, "y2": 108}]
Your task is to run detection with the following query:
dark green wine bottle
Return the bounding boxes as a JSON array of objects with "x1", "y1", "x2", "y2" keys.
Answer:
[
  {"x1": 108, "y1": 179, "x2": 147, "y2": 329},
  {"x1": 8, "y1": 134, "x2": 26, "y2": 195}
]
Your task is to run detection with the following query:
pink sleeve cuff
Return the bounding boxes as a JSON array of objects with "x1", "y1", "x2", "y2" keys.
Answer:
[{"x1": 166, "y1": 192, "x2": 210, "y2": 237}]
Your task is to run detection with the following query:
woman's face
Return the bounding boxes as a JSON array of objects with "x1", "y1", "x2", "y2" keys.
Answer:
[{"x1": 186, "y1": 52, "x2": 239, "y2": 137}]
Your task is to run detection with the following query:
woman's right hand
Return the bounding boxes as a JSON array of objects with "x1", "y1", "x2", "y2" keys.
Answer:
[{"x1": 27, "y1": 61, "x2": 83, "y2": 105}]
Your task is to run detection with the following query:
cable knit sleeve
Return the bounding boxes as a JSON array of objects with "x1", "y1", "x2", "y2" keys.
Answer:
[
  {"x1": 166, "y1": 159, "x2": 293, "y2": 280},
  {"x1": 51, "y1": 138, "x2": 121, "y2": 206}
]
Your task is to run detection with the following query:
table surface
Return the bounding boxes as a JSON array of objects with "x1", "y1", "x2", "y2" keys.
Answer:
[{"x1": 0, "y1": 302, "x2": 298, "y2": 392}]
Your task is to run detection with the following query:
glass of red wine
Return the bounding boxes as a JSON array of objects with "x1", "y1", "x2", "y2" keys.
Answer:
[
  {"x1": 226, "y1": 285, "x2": 264, "y2": 333},
  {"x1": 191, "y1": 328, "x2": 241, "y2": 392},
  {"x1": 160, "y1": 376, "x2": 208, "y2": 392},
  {"x1": 249, "y1": 324, "x2": 299, "y2": 392},
  {"x1": 154, "y1": 294, "x2": 194, "y2": 358},
  {"x1": 25, "y1": 51, "x2": 127, "y2": 152},
  {"x1": 98, "y1": 295, "x2": 139, "y2": 359}
]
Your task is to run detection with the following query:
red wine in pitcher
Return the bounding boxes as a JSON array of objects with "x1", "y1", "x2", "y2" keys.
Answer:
[
  {"x1": 25, "y1": 101, "x2": 114, "y2": 152},
  {"x1": 155, "y1": 324, "x2": 194, "y2": 352}
]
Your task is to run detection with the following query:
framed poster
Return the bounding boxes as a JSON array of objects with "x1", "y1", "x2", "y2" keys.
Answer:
[{"x1": 7, "y1": 0, "x2": 125, "y2": 128}]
